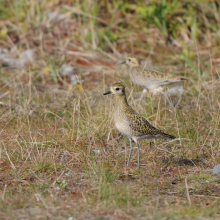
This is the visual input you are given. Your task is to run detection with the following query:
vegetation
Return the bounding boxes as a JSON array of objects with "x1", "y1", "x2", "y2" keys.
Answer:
[{"x1": 0, "y1": 0, "x2": 220, "y2": 219}]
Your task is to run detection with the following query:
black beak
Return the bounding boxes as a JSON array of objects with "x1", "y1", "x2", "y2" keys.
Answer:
[
  {"x1": 103, "y1": 91, "x2": 112, "y2": 95},
  {"x1": 121, "y1": 61, "x2": 126, "y2": 64}
]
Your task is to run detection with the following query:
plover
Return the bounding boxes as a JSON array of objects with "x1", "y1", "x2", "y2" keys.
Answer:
[
  {"x1": 121, "y1": 56, "x2": 187, "y2": 107},
  {"x1": 104, "y1": 82, "x2": 175, "y2": 168}
]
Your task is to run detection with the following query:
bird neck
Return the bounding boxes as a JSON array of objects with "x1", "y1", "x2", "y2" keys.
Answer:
[
  {"x1": 134, "y1": 63, "x2": 140, "y2": 68},
  {"x1": 115, "y1": 94, "x2": 129, "y2": 108},
  {"x1": 130, "y1": 64, "x2": 140, "y2": 71}
]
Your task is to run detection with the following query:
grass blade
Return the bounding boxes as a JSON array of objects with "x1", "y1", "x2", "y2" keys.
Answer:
[{"x1": 182, "y1": 51, "x2": 200, "y2": 75}]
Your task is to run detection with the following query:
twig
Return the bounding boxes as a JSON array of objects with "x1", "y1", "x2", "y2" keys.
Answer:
[
  {"x1": 28, "y1": 167, "x2": 45, "y2": 181},
  {"x1": 185, "y1": 178, "x2": 191, "y2": 205},
  {"x1": 1, "y1": 185, "x2": 7, "y2": 200},
  {"x1": 103, "y1": 35, "x2": 121, "y2": 57},
  {"x1": 3, "y1": 145, "x2": 16, "y2": 169}
]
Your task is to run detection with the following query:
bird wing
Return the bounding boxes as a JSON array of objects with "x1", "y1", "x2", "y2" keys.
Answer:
[
  {"x1": 126, "y1": 109, "x2": 160, "y2": 135},
  {"x1": 140, "y1": 68, "x2": 165, "y2": 78},
  {"x1": 139, "y1": 68, "x2": 183, "y2": 81},
  {"x1": 125, "y1": 107, "x2": 175, "y2": 139}
]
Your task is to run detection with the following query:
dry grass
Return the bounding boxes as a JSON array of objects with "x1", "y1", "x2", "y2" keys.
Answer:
[{"x1": 0, "y1": 0, "x2": 220, "y2": 219}]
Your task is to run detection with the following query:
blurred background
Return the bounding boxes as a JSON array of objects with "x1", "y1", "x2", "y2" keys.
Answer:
[{"x1": 0, "y1": 0, "x2": 219, "y2": 87}]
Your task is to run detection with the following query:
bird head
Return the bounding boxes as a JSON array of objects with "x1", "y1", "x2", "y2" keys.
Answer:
[
  {"x1": 103, "y1": 83, "x2": 126, "y2": 96},
  {"x1": 121, "y1": 56, "x2": 141, "y2": 67}
]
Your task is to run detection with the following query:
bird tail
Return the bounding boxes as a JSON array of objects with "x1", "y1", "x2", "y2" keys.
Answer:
[
  {"x1": 180, "y1": 78, "x2": 187, "y2": 81},
  {"x1": 162, "y1": 132, "x2": 175, "y2": 139}
]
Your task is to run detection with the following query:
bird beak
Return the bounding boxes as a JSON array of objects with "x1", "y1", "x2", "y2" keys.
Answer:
[
  {"x1": 103, "y1": 91, "x2": 112, "y2": 95},
  {"x1": 121, "y1": 61, "x2": 126, "y2": 64}
]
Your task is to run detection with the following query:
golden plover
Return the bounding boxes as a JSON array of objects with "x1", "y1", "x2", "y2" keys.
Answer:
[
  {"x1": 104, "y1": 83, "x2": 175, "y2": 168},
  {"x1": 121, "y1": 56, "x2": 187, "y2": 107}
]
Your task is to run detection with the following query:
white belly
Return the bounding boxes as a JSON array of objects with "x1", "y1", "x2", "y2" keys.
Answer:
[
  {"x1": 115, "y1": 120, "x2": 131, "y2": 137},
  {"x1": 132, "y1": 74, "x2": 177, "y2": 90},
  {"x1": 114, "y1": 110, "x2": 133, "y2": 138}
]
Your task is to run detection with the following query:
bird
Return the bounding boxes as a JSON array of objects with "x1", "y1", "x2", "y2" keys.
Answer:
[
  {"x1": 121, "y1": 56, "x2": 187, "y2": 107},
  {"x1": 103, "y1": 82, "x2": 175, "y2": 169}
]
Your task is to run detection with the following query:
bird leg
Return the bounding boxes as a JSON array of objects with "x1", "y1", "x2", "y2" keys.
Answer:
[
  {"x1": 156, "y1": 89, "x2": 175, "y2": 108},
  {"x1": 127, "y1": 138, "x2": 133, "y2": 167},
  {"x1": 174, "y1": 95, "x2": 183, "y2": 108},
  {"x1": 156, "y1": 89, "x2": 184, "y2": 108},
  {"x1": 136, "y1": 142, "x2": 140, "y2": 169},
  {"x1": 134, "y1": 88, "x2": 147, "y2": 103}
]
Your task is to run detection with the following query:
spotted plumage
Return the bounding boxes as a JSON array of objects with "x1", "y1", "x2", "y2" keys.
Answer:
[
  {"x1": 104, "y1": 83, "x2": 175, "y2": 168},
  {"x1": 121, "y1": 56, "x2": 187, "y2": 106}
]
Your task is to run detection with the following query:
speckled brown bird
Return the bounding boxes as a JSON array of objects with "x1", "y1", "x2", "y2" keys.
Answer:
[
  {"x1": 121, "y1": 56, "x2": 187, "y2": 106},
  {"x1": 103, "y1": 83, "x2": 175, "y2": 168}
]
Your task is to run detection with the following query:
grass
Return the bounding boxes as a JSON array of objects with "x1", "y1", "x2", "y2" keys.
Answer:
[{"x1": 0, "y1": 0, "x2": 220, "y2": 219}]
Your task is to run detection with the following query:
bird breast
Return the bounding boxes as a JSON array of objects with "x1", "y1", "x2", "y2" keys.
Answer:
[
  {"x1": 114, "y1": 109, "x2": 133, "y2": 137},
  {"x1": 131, "y1": 73, "x2": 156, "y2": 90},
  {"x1": 131, "y1": 72, "x2": 174, "y2": 90}
]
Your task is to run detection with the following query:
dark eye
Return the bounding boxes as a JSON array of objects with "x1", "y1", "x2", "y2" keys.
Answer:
[
  {"x1": 116, "y1": 88, "x2": 120, "y2": 91},
  {"x1": 128, "y1": 59, "x2": 131, "y2": 61}
]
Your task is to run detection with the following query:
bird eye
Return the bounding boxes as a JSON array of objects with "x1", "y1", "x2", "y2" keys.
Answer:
[
  {"x1": 115, "y1": 88, "x2": 120, "y2": 91},
  {"x1": 128, "y1": 59, "x2": 131, "y2": 61}
]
